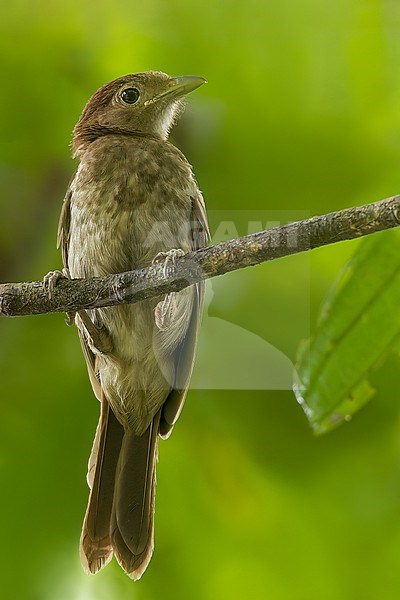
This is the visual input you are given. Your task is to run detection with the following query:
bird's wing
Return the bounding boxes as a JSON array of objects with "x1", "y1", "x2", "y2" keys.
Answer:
[
  {"x1": 57, "y1": 174, "x2": 73, "y2": 267},
  {"x1": 159, "y1": 190, "x2": 210, "y2": 438},
  {"x1": 57, "y1": 176, "x2": 102, "y2": 401}
]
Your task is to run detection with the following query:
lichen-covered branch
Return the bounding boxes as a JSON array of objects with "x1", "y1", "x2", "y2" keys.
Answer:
[{"x1": 1, "y1": 195, "x2": 399, "y2": 318}]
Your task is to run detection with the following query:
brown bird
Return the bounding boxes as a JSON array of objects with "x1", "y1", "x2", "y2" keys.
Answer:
[{"x1": 49, "y1": 71, "x2": 208, "y2": 579}]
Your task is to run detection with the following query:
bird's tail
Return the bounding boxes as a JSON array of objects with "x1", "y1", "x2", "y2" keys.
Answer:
[{"x1": 80, "y1": 397, "x2": 161, "y2": 580}]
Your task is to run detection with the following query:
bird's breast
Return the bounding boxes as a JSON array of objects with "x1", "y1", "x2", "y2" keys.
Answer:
[{"x1": 67, "y1": 138, "x2": 195, "y2": 279}]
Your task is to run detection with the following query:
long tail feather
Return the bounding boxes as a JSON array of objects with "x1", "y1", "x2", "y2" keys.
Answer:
[
  {"x1": 80, "y1": 398, "x2": 124, "y2": 574},
  {"x1": 111, "y1": 410, "x2": 161, "y2": 580}
]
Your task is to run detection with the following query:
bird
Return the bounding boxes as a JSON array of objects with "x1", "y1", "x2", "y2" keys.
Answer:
[{"x1": 48, "y1": 71, "x2": 208, "y2": 579}]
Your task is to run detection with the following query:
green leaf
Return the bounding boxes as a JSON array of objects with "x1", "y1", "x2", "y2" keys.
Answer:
[{"x1": 294, "y1": 228, "x2": 400, "y2": 435}]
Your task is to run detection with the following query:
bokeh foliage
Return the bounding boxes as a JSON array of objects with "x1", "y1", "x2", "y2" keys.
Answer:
[
  {"x1": 0, "y1": 1, "x2": 400, "y2": 599},
  {"x1": 296, "y1": 228, "x2": 400, "y2": 435}
]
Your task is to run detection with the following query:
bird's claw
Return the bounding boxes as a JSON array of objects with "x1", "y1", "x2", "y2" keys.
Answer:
[
  {"x1": 43, "y1": 268, "x2": 70, "y2": 299},
  {"x1": 152, "y1": 248, "x2": 185, "y2": 277},
  {"x1": 43, "y1": 269, "x2": 74, "y2": 325},
  {"x1": 65, "y1": 311, "x2": 75, "y2": 327},
  {"x1": 155, "y1": 293, "x2": 177, "y2": 331},
  {"x1": 152, "y1": 249, "x2": 185, "y2": 330}
]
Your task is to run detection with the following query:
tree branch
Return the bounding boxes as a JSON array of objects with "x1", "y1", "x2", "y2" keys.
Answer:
[{"x1": 1, "y1": 195, "x2": 399, "y2": 318}]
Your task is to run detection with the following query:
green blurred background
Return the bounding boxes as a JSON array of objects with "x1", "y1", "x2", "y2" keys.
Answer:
[{"x1": 1, "y1": 1, "x2": 400, "y2": 599}]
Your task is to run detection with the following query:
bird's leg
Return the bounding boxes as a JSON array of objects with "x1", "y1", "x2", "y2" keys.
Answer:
[
  {"x1": 77, "y1": 310, "x2": 114, "y2": 355},
  {"x1": 152, "y1": 249, "x2": 185, "y2": 331},
  {"x1": 42, "y1": 267, "x2": 75, "y2": 325}
]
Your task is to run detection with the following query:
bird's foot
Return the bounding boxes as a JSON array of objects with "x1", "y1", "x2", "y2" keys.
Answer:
[
  {"x1": 78, "y1": 310, "x2": 114, "y2": 355},
  {"x1": 152, "y1": 249, "x2": 185, "y2": 330},
  {"x1": 152, "y1": 248, "x2": 185, "y2": 277},
  {"x1": 155, "y1": 292, "x2": 178, "y2": 331},
  {"x1": 43, "y1": 268, "x2": 75, "y2": 326},
  {"x1": 43, "y1": 268, "x2": 70, "y2": 299}
]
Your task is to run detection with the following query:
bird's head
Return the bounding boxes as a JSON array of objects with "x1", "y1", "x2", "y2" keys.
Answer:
[{"x1": 72, "y1": 70, "x2": 206, "y2": 155}]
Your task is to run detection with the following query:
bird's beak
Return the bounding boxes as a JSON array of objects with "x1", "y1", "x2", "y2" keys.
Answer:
[{"x1": 145, "y1": 75, "x2": 207, "y2": 106}]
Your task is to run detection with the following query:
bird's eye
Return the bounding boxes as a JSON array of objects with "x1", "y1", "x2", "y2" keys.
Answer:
[{"x1": 120, "y1": 88, "x2": 140, "y2": 105}]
